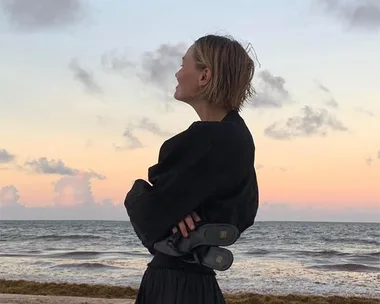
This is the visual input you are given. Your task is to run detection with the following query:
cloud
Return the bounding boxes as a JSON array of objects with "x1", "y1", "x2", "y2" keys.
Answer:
[
  {"x1": 264, "y1": 106, "x2": 348, "y2": 140},
  {"x1": 0, "y1": 185, "x2": 126, "y2": 221},
  {"x1": 355, "y1": 107, "x2": 376, "y2": 117},
  {"x1": 137, "y1": 117, "x2": 173, "y2": 137},
  {"x1": 366, "y1": 157, "x2": 373, "y2": 166},
  {"x1": 315, "y1": 81, "x2": 339, "y2": 108},
  {"x1": 315, "y1": 0, "x2": 380, "y2": 31},
  {"x1": 53, "y1": 173, "x2": 100, "y2": 207},
  {"x1": 117, "y1": 126, "x2": 144, "y2": 150},
  {"x1": 69, "y1": 58, "x2": 102, "y2": 95},
  {"x1": 1, "y1": 173, "x2": 110, "y2": 216},
  {"x1": 25, "y1": 157, "x2": 78, "y2": 175},
  {"x1": 249, "y1": 70, "x2": 292, "y2": 108},
  {"x1": 0, "y1": 0, "x2": 86, "y2": 31},
  {"x1": 0, "y1": 185, "x2": 22, "y2": 208},
  {"x1": 115, "y1": 117, "x2": 174, "y2": 150},
  {"x1": 101, "y1": 50, "x2": 135, "y2": 76},
  {"x1": 139, "y1": 43, "x2": 187, "y2": 92},
  {"x1": 378, "y1": 150, "x2": 380, "y2": 159},
  {"x1": 0, "y1": 149, "x2": 15, "y2": 163},
  {"x1": 23, "y1": 157, "x2": 106, "y2": 180}
]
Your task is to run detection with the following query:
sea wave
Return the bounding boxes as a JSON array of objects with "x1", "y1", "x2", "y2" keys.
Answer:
[
  {"x1": 321, "y1": 237, "x2": 380, "y2": 246},
  {"x1": 308, "y1": 263, "x2": 380, "y2": 273},
  {"x1": 52, "y1": 262, "x2": 122, "y2": 270},
  {"x1": 0, "y1": 250, "x2": 150, "y2": 259}
]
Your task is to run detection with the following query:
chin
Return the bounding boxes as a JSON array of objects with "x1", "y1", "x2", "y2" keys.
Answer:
[{"x1": 173, "y1": 90, "x2": 184, "y2": 102}]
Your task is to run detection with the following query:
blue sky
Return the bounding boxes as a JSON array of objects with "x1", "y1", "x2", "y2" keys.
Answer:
[{"x1": 1, "y1": 0, "x2": 379, "y2": 222}]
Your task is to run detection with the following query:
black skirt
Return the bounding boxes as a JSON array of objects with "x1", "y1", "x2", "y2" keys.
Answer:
[{"x1": 134, "y1": 266, "x2": 226, "y2": 304}]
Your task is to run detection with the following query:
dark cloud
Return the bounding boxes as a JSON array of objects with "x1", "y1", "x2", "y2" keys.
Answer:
[
  {"x1": 316, "y1": 0, "x2": 380, "y2": 31},
  {"x1": 264, "y1": 106, "x2": 348, "y2": 140},
  {"x1": 250, "y1": 70, "x2": 292, "y2": 108},
  {"x1": 69, "y1": 58, "x2": 102, "y2": 95},
  {"x1": 24, "y1": 157, "x2": 106, "y2": 180},
  {"x1": 0, "y1": 185, "x2": 22, "y2": 207},
  {"x1": 0, "y1": 149, "x2": 15, "y2": 163},
  {"x1": 0, "y1": 0, "x2": 86, "y2": 30}
]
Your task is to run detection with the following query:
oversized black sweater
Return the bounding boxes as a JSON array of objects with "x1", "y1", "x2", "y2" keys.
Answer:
[{"x1": 124, "y1": 110, "x2": 259, "y2": 251}]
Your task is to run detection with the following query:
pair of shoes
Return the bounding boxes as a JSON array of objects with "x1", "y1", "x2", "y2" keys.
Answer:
[{"x1": 153, "y1": 223, "x2": 240, "y2": 271}]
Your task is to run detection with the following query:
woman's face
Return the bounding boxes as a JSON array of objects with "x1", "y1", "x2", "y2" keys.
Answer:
[{"x1": 174, "y1": 45, "x2": 203, "y2": 103}]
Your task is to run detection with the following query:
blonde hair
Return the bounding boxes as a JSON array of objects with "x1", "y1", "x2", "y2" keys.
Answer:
[{"x1": 193, "y1": 35, "x2": 255, "y2": 111}]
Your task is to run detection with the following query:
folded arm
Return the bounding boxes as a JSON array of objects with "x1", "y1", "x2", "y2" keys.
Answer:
[{"x1": 125, "y1": 124, "x2": 241, "y2": 248}]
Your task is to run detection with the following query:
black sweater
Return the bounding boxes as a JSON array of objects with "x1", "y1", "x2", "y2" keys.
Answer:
[{"x1": 125, "y1": 110, "x2": 259, "y2": 253}]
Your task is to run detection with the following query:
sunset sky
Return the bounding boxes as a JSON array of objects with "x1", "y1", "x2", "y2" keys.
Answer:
[{"x1": 1, "y1": 0, "x2": 379, "y2": 222}]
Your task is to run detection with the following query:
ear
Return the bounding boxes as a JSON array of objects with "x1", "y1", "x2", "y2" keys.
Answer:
[{"x1": 199, "y1": 68, "x2": 211, "y2": 87}]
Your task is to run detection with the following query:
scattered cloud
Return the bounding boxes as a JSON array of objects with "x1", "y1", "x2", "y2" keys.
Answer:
[
  {"x1": 102, "y1": 43, "x2": 186, "y2": 98},
  {"x1": 366, "y1": 157, "x2": 373, "y2": 166},
  {"x1": 250, "y1": 70, "x2": 292, "y2": 108},
  {"x1": 25, "y1": 157, "x2": 78, "y2": 176},
  {"x1": 53, "y1": 173, "x2": 102, "y2": 207},
  {"x1": 326, "y1": 98, "x2": 339, "y2": 108},
  {"x1": 137, "y1": 117, "x2": 173, "y2": 137},
  {"x1": 378, "y1": 150, "x2": 380, "y2": 160},
  {"x1": 139, "y1": 43, "x2": 187, "y2": 93},
  {"x1": 0, "y1": 184, "x2": 125, "y2": 220},
  {"x1": 264, "y1": 106, "x2": 348, "y2": 140},
  {"x1": 23, "y1": 157, "x2": 106, "y2": 180},
  {"x1": 355, "y1": 107, "x2": 376, "y2": 117},
  {"x1": 117, "y1": 126, "x2": 144, "y2": 150},
  {"x1": 115, "y1": 117, "x2": 174, "y2": 150},
  {"x1": 0, "y1": 0, "x2": 87, "y2": 31},
  {"x1": 315, "y1": 81, "x2": 339, "y2": 108},
  {"x1": 69, "y1": 58, "x2": 102, "y2": 95},
  {"x1": 315, "y1": 0, "x2": 380, "y2": 31},
  {"x1": 101, "y1": 49, "x2": 135, "y2": 76},
  {"x1": 0, "y1": 149, "x2": 15, "y2": 163},
  {"x1": 0, "y1": 185, "x2": 22, "y2": 208}
]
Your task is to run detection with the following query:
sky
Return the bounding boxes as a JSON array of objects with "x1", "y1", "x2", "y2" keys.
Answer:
[{"x1": 0, "y1": 0, "x2": 379, "y2": 222}]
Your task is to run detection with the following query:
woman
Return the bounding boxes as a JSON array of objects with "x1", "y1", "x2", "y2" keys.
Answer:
[{"x1": 125, "y1": 34, "x2": 259, "y2": 304}]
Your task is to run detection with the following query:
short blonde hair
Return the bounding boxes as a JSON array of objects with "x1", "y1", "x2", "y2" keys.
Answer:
[{"x1": 193, "y1": 35, "x2": 255, "y2": 111}]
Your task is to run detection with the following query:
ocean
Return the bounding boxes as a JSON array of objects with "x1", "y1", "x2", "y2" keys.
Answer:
[{"x1": 0, "y1": 220, "x2": 379, "y2": 298}]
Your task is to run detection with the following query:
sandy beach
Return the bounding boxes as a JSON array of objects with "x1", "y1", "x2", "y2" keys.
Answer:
[
  {"x1": 0, "y1": 294, "x2": 134, "y2": 304},
  {"x1": 1, "y1": 280, "x2": 380, "y2": 304}
]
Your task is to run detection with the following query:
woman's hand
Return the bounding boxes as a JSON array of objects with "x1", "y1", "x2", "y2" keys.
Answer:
[{"x1": 172, "y1": 212, "x2": 201, "y2": 237}]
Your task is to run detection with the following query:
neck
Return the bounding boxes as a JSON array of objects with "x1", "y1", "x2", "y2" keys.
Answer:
[{"x1": 189, "y1": 101, "x2": 230, "y2": 122}]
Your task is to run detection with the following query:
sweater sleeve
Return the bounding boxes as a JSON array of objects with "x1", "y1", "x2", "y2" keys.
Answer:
[{"x1": 124, "y1": 123, "x2": 240, "y2": 247}]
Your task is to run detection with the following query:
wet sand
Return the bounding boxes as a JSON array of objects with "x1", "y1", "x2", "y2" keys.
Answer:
[{"x1": 1, "y1": 279, "x2": 379, "y2": 304}]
